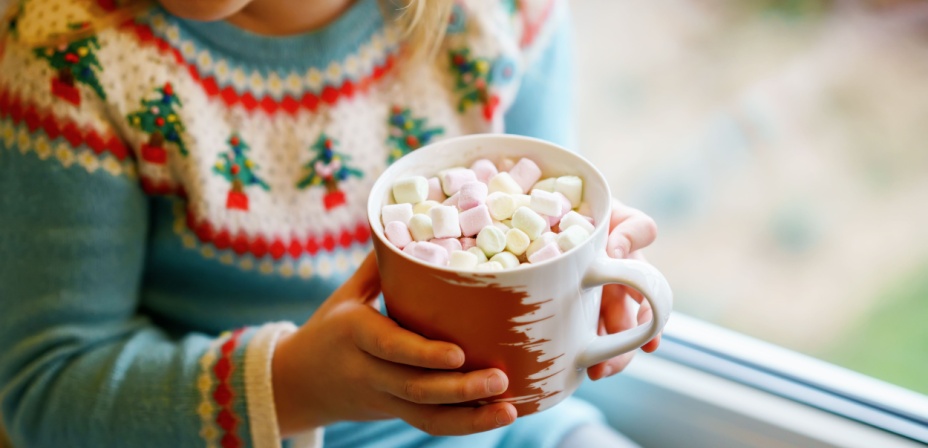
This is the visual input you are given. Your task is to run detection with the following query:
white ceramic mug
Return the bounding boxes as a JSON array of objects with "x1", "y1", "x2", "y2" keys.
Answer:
[{"x1": 367, "y1": 134, "x2": 673, "y2": 416}]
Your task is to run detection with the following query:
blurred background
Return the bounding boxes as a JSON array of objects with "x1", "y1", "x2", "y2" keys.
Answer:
[{"x1": 572, "y1": 0, "x2": 928, "y2": 395}]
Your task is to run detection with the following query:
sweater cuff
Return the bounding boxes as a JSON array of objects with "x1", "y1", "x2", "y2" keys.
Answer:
[{"x1": 197, "y1": 322, "x2": 322, "y2": 448}]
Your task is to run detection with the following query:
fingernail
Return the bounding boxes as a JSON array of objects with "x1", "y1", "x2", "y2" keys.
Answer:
[
  {"x1": 613, "y1": 248, "x2": 625, "y2": 259},
  {"x1": 602, "y1": 366, "x2": 613, "y2": 378},
  {"x1": 487, "y1": 373, "x2": 505, "y2": 394},
  {"x1": 495, "y1": 408, "x2": 513, "y2": 426},
  {"x1": 446, "y1": 349, "x2": 463, "y2": 367}
]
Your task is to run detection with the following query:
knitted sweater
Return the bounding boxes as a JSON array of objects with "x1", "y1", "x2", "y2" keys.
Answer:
[{"x1": 0, "y1": 0, "x2": 574, "y2": 447}]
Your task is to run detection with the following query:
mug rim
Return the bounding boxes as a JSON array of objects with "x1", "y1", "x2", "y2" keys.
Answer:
[{"x1": 367, "y1": 133, "x2": 613, "y2": 274}]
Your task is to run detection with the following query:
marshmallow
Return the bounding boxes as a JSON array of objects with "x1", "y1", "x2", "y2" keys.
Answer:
[
  {"x1": 408, "y1": 214, "x2": 435, "y2": 241},
  {"x1": 505, "y1": 228, "x2": 531, "y2": 256},
  {"x1": 545, "y1": 192, "x2": 572, "y2": 226},
  {"x1": 554, "y1": 176, "x2": 583, "y2": 208},
  {"x1": 427, "y1": 177, "x2": 445, "y2": 201},
  {"x1": 449, "y1": 250, "x2": 479, "y2": 270},
  {"x1": 475, "y1": 261, "x2": 504, "y2": 271},
  {"x1": 393, "y1": 176, "x2": 429, "y2": 204},
  {"x1": 511, "y1": 207, "x2": 547, "y2": 240},
  {"x1": 466, "y1": 246, "x2": 489, "y2": 263},
  {"x1": 470, "y1": 159, "x2": 499, "y2": 184},
  {"x1": 577, "y1": 202, "x2": 594, "y2": 219},
  {"x1": 460, "y1": 237, "x2": 477, "y2": 251},
  {"x1": 442, "y1": 192, "x2": 459, "y2": 207},
  {"x1": 530, "y1": 189, "x2": 562, "y2": 217},
  {"x1": 488, "y1": 172, "x2": 523, "y2": 195},
  {"x1": 458, "y1": 181, "x2": 488, "y2": 211},
  {"x1": 528, "y1": 242, "x2": 561, "y2": 264},
  {"x1": 476, "y1": 226, "x2": 507, "y2": 257},
  {"x1": 459, "y1": 204, "x2": 493, "y2": 237},
  {"x1": 382, "y1": 203, "x2": 413, "y2": 225},
  {"x1": 486, "y1": 192, "x2": 516, "y2": 220},
  {"x1": 526, "y1": 232, "x2": 557, "y2": 258},
  {"x1": 556, "y1": 225, "x2": 590, "y2": 252},
  {"x1": 430, "y1": 205, "x2": 462, "y2": 239},
  {"x1": 403, "y1": 241, "x2": 418, "y2": 255},
  {"x1": 440, "y1": 168, "x2": 477, "y2": 196},
  {"x1": 413, "y1": 200, "x2": 440, "y2": 216},
  {"x1": 494, "y1": 221, "x2": 510, "y2": 232},
  {"x1": 512, "y1": 193, "x2": 532, "y2": 210},
  {"x1": 431, "y1": 237, "x2": 463, "y2": 254},
  {"x1": 498, "y1": 157, "x2": 516, "y2": 172},
  {"x1": 559, "y1": 211, "x2": 595, "y2": 234},
  {"x1": 490, "y1": 252, "x2": 521, "y2": 269},
  {"x1": 532, "y1": 177, "x2": 556, "y2": 192},
  {"x1": 410, "y1": 241, "x2": 449, "y2": 266},
  {"x1": 508, "y1": 158, "x2": 542, "y2": 193},
  {"x1": 385, "y1": 221, "x2": 413, "y2": 249}
]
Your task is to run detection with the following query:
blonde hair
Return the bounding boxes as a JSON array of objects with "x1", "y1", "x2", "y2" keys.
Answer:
[{"x1": 385, "y1": 0, "x2": 453, "y2": 61}]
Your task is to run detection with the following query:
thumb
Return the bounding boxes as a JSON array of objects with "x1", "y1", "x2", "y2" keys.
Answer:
[{"x1": 342, "y1": 251, "x2": 382, "y2": 304}]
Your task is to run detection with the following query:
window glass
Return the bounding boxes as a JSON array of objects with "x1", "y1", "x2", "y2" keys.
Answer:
[{"x1": 572, "y1": 0, "x2": 928, "y2": 395}]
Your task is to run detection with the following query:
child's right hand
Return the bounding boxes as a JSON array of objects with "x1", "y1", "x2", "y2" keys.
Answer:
[{"x1": 271, "y1": 253, "x2": 516, "y2": 437}]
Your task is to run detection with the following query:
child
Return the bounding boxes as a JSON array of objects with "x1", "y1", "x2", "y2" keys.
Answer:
[{"x1": 0, "y1": 0, "x2": 660, "y2": 446}]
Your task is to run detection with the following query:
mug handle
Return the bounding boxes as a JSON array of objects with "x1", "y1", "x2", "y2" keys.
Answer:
[{"x1": 576, "y1": 256, "x2": 674, "y2": 369}]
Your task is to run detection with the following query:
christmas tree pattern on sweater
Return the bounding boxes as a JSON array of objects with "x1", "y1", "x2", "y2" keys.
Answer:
[
  {"x1": 386, "y1": 106, "x2": 444, "y2": 163},
  {"x1": 33, "y1": 22, "x2": 106, "y2": 106},
  {"x1": 127, "y1": 82, "x2": 187, "y2": 164},
  {"x1": 213, "y1": 134, "x2": 270, "y2": 211},
  {"x1": 296, "y1": 134, "x2": 363, "y2": 210}
]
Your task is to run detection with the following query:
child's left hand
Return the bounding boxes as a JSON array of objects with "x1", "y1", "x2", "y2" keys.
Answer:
[{"x1": 587, "y1": 199, "x2": 662, "y2": 381}]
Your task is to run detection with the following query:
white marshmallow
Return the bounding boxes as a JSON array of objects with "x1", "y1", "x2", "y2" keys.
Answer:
[
  {"x1": 408, "y1": 214, "x2": 435, "y2": 241},
  {"x1": 488, "y1": 172, "x2": 523, "y2": 195},
  {"x1": 545, "y1": 192, "x2": 572, "y2": 226},
  {"x1": 410, "y1": 241, "x2": 449, "y2": 266},
  {"x1": 431, "y1": 237, "x2": 463, "y2": 254},
  {"x1": 526, "y1": 232, "x2": 557, "y2": 258},
  {"x1": 459, "y1": 205, "x2": 493, "y2": 237},
  {"x1": 490, "y1": 251, "x2": 521, "y2": 269},
  {"x1": 529, "y1": 189, "x2": 562, "y2": 217},
  {"x1": 440, "y1": 168, "x2": 477, "y2": 196},
  {"x1": 559, "y1": 211, "x2": 595, "y2": 234},
  {"x1": 511, "y1": 207, "x2": 547, "y2": 240},
  {"x1": 486, "y1": 192, "x2": 516, "y2": 220},
  {"x1": 554, "y1": 176, "x2": 583, "y2": 208},
  {"x1": 449, "y1": 250, "x2": 479, "y2": 270},
  {"x1": 427, "y1": 177, "x2": 445, "y2": 201},
  {"x1": 476, "y1": 226, "x2": 507, "y2": 257},
  {"x1": 413, "y1": 200, "x2": 441, "y2": 216},
  {"x1": 512, "y1": 193, "x2": 532, "y2": 210},
  {"x1": 458, "y1": 181, "x2": 488, "y2": 211},
  {"x1": 505, "y1": 228, "x2": 531, "y2": 256},
  {"x1": 466, "y1": 246, "x2": 489, "y2": 263},
  {"x1": 494, "y1": 221, "x2": 510, "y2": 232},
  {"x1": 557, "y1": 225, "x2": 590, "y2": 252},
  {"x1": 475, "y1": 261, "x2": 504, "y2": 271},
  {"x1": 470, "y1": 159, "x2": 499, "y2": 184},
  {"x1": 384, "y1": 221, "x2": 413, "y2": 249},
  {"x1": 393, "y1": 176, "x2": 429, "y2": 204},
  {"x1": 430, "y1": 205, "x2": 461, "y2": 239},
  {"x1": 532, "y1": 177, "x2": 556, "y2": 192},
  {"x1": 382, "y1": 203, "x2": 413, "y2": 225},
  {"x1": 508, "y1": 158, "x2": 542, "y2": 193},
  {"x1": 528, "y1": 242, "x2": 561, "y2": 264}
]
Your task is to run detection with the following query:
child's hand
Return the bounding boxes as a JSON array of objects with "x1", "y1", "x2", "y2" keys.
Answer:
[
  {"x1": 272, "y1": 253, "x2": 516, "y2": 437},
  {"x1": 588, "y1": 199, "x2": 662, "y2": 381}
]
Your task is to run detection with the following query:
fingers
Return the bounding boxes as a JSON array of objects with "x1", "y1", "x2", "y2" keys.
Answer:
[
  {"x1": 386, "y1": 398, "x2": 517, "y2": 436},
  {"x1": 601, "y1": 286, "x2": 637, "y2": 335},
  {"x1": 638, "y1": 300, "x2": 661, "y2": 353},
  {"x1": 353, "y1": 310, "x2": 465, "y2": 369},
  {"x1": 608, "y1": 201, "x2": 657, "y2": 259},
  {"x1": 372, "y1": 362, "x2": 509, "y2": 405}
]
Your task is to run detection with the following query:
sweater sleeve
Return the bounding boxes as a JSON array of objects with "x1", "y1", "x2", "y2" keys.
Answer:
[
  {"x1": 0, "y1": 24, "x2": 303, "y2": 448},
  {"x1": 504, "y1": 0, "x2": 575, "y2": 149}
]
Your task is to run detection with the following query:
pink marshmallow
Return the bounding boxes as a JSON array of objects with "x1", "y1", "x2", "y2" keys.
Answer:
[
  {"x1": 528, "y1": 242, "x2": 561, "y2": 264},
  {"x1": 460, "y1": 237, "x2": 477, "y2": 250},
  {"x1": 427, "y1": 177, "x2": 445, "y2": 201},
  {"x1": 431, "y1": 237, "x2": 463, "y2": 254},
  {"x1": 545, "y1": 192, "x2": 573, "y2": 226},
  {"x1": 470, "y1": 159, "x2": 499, "y2": 184},
  {"x1": 443, "y1": 192, "x2": 459, "y2": 207},
  {"x1": 459, "y1": 204, "x2": 493, "y2": 237},
  {"x1": 403, "y1": 241, "x2": 418, "y2": 255},
  {"x1": 458, "y1": 181, "x2": 488, "y2": 211},
  {"x1": 440, "y1": 168, "x2": 478, "y2": 196},
  {"x1": 410, "y1": 241, "x2": 449, "y2": 266},
  {"x1": 508, "y1": 158, "x2": 542, "y2": 193},
  {"x1": 385, "y1": 221, "x2": 413, "y2": 249}
]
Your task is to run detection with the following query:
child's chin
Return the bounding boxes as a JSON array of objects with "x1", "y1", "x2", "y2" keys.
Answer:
[{"x1": 157, "y1": 0, "x2": 252, "y2": 22}]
